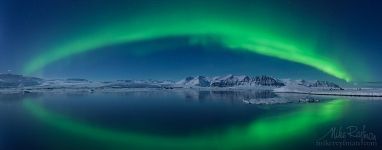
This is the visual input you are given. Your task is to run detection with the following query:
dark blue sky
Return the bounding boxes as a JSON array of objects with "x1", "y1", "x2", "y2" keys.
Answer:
[{"x1": 1, "y1": 0, "x2": 382, "y2": 81}]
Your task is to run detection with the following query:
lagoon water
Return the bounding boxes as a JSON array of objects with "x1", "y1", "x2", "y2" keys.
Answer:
[{"x1": 1, "y1": 90, "x2": 381, "y2": 150}]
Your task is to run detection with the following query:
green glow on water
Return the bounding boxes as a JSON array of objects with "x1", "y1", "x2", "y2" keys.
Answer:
[
  {"x1": 23, "y1": 99, "x2": 347, "y2": 149},
  {"x1": 22, "y1": 10, "x2": 352, "y2": 81}
]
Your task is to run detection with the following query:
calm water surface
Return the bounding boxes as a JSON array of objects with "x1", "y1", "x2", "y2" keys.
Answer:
[{"x1": 1, "y1": 90, "x2": 381, "y2": 150}]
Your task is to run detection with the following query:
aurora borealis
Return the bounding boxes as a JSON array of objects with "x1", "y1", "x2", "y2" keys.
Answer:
[
  {"x1": 2, "y1": 0, "x2": 382, "y2": 81},
  {"x1": 23, "y1": 12, "x2": 352, "y2": 81}
]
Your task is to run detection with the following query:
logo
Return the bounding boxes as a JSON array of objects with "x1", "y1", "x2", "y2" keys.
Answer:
[{"x1": 316, "y1": 125, "x2": 378, "y2": 147}]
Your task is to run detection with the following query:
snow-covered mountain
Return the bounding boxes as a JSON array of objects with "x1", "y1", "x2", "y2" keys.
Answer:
[
  {"x1": 274, "y1": 79, "x2": 343, "y2": 93},
  {"x1": 38, "y1": 78, "x2": 101, "y2": 89},
  {"x1": 210, "y1": 75, "x2": 285, "y2": 87},
  {"x1": 0, "y1": 74, "x2": 43, "y2": 88},
  {"x1": 176, "y1": 76, "x2": 211, "y2": 87},
  {"x1": 282, "y1": 79, "x2": 341, "y2": 89},
  {"x1": 176, "y1": 74, "x2": 285, "y2": 88},
  {"x1": 99, "y1": 79, "x2": 174, "y2": 88}
]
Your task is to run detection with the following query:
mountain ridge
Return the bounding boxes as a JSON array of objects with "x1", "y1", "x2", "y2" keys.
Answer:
[{"x1": 0, "y1": 73, "x2": 342, "y2": 90}]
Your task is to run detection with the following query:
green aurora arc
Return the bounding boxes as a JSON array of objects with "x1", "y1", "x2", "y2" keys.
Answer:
[
  {"x1": 23, "y1": 99, "x2": 347, "y2": 150},
  {"x1": 22, "y1": 9, "x2": 352, "y2": 81}
]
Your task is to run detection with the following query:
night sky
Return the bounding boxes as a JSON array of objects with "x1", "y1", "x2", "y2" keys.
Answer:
[{"x1": 1, "y1": 0, "x2": 381, "y2": 82}]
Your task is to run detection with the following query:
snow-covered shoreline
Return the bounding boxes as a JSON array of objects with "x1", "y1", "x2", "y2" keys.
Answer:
[{"x1": 1, "y1": 73, "x2": 382, "y2": 97}]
